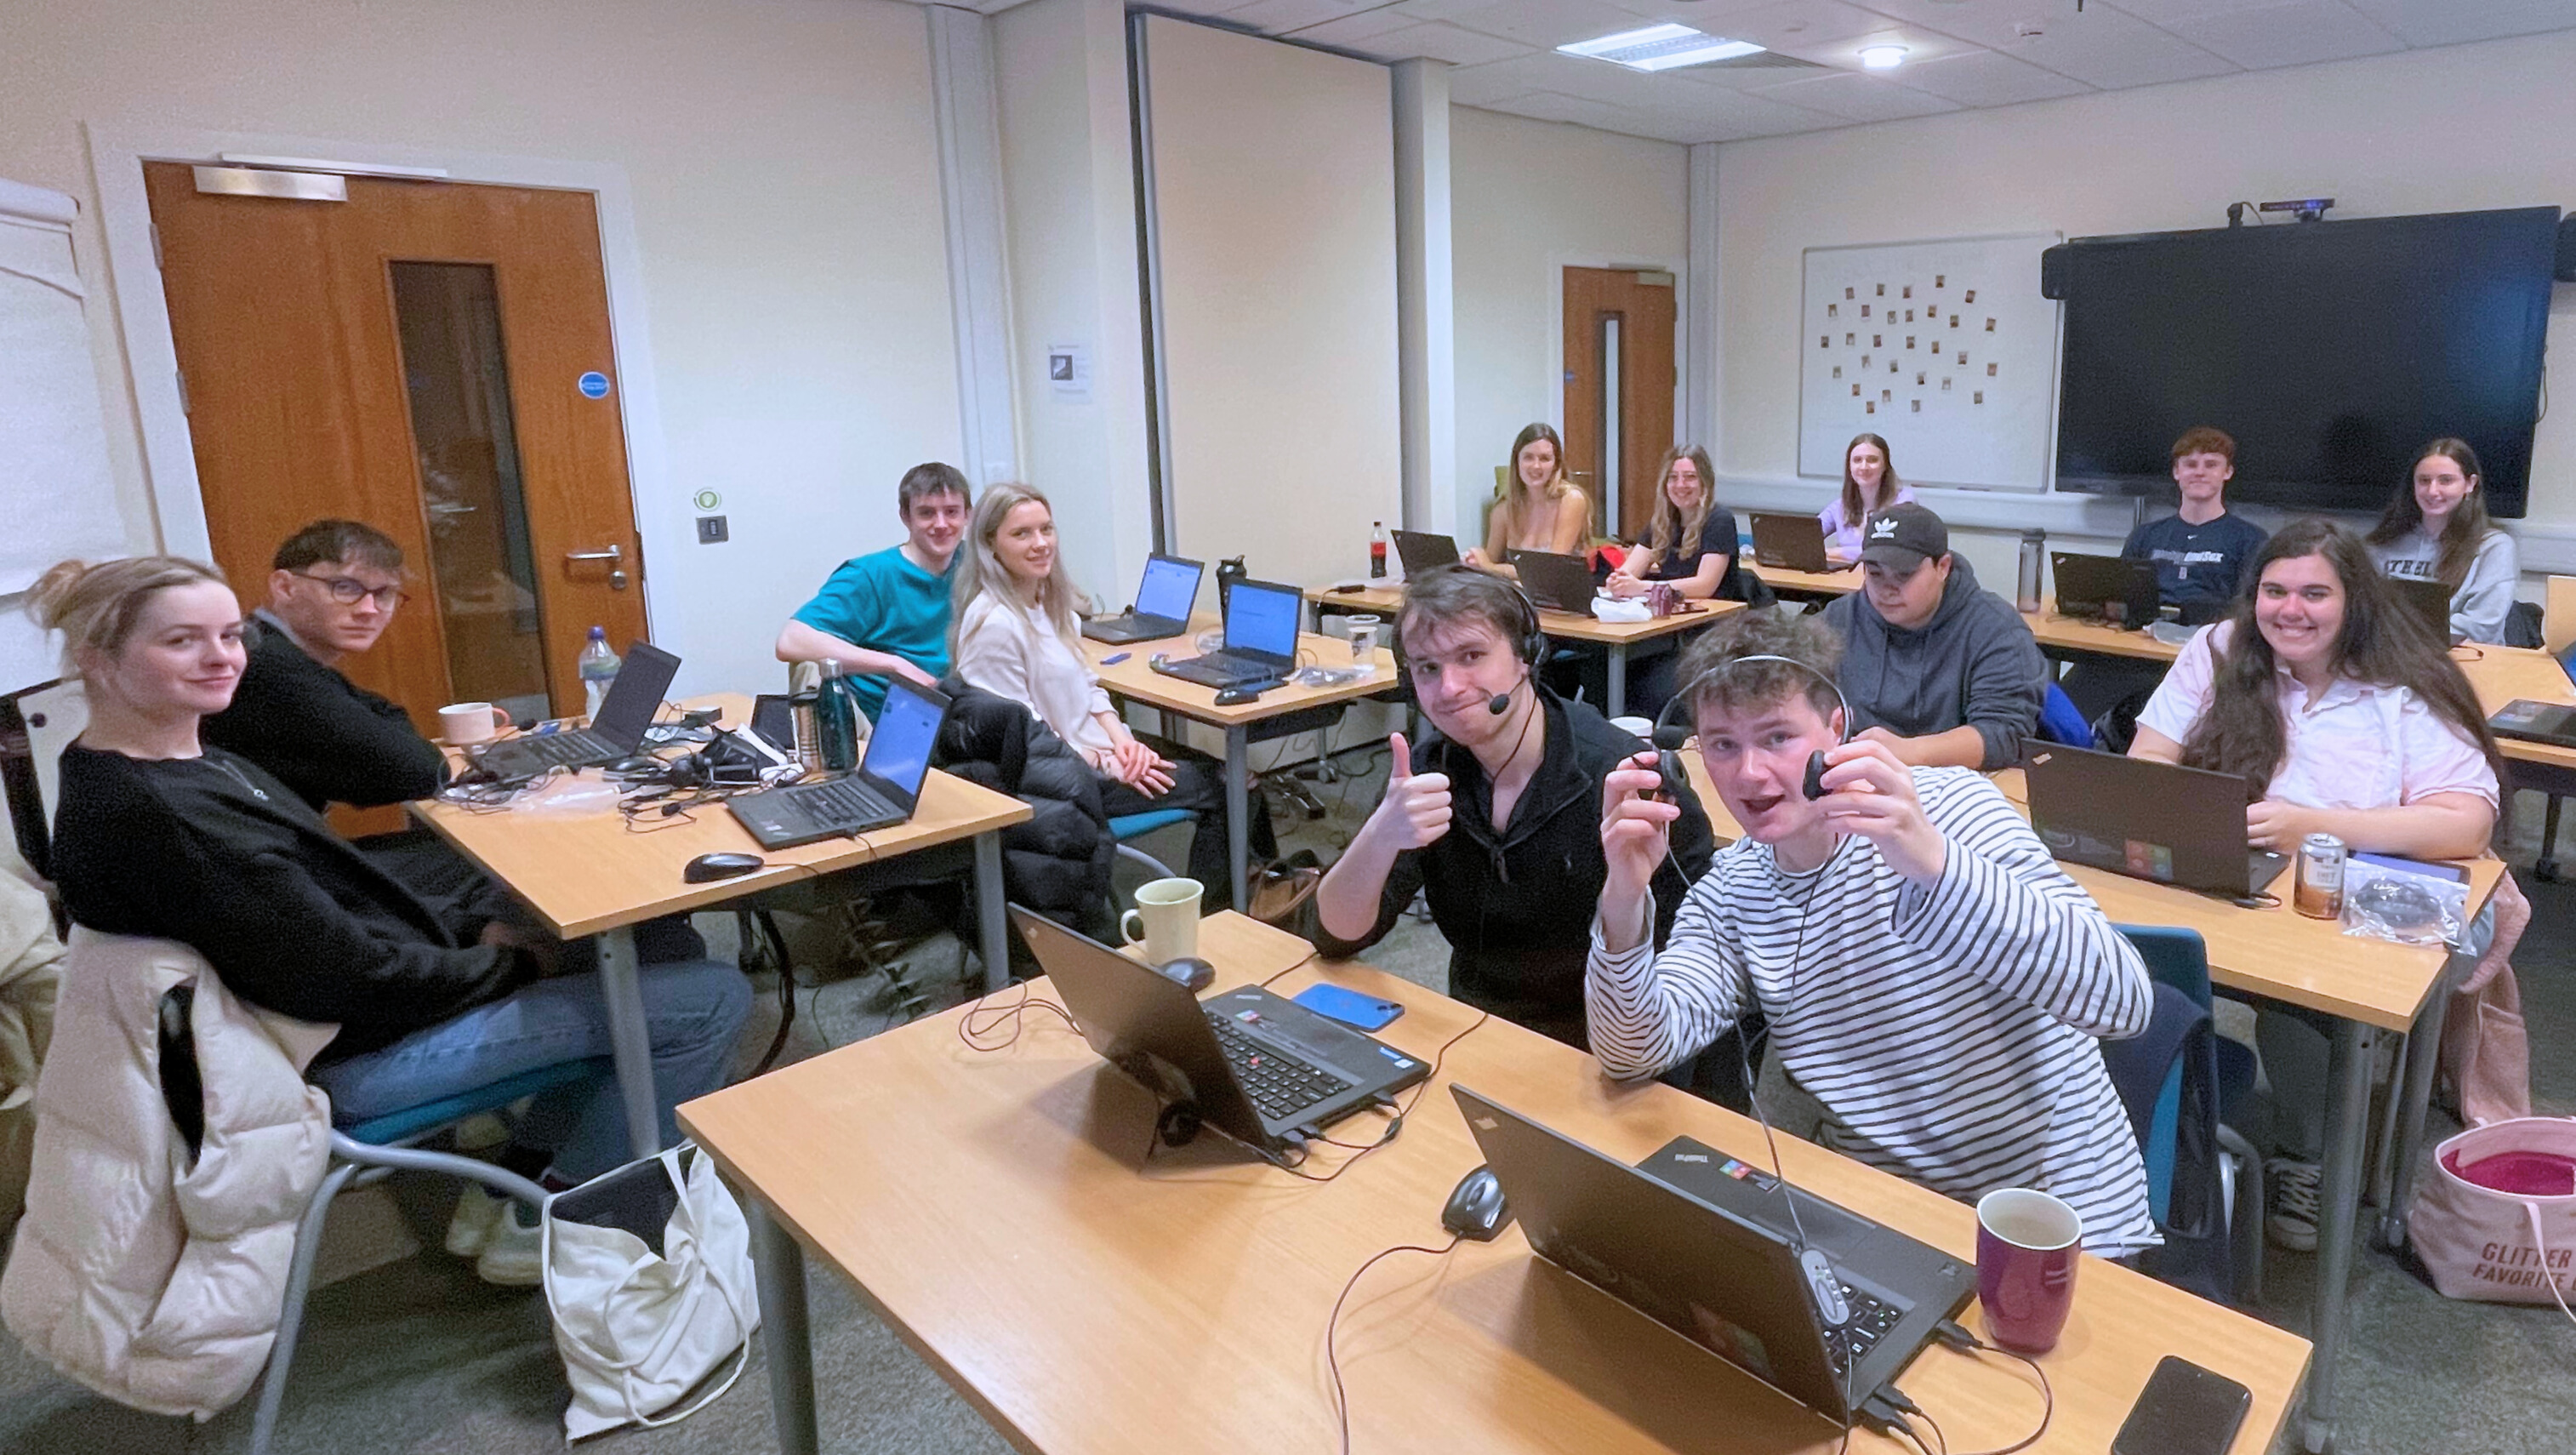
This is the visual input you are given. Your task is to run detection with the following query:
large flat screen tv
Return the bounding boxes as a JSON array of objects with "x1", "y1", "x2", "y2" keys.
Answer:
[{"x1": 2050, "y1": 206, "x2": 2559, "y2": 517}]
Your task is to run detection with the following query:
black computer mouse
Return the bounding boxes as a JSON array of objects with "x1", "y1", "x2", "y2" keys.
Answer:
[
  {"x1": 1440, "y1": 1164, "x2": 1513, "y2": 1242},
  {"x1": 1157, "y1": 956, "x2": 1215, "y2": 992},
  {"x1": 683, "y1": 852, "x2": 765, "y2": 883},
  {"x1": 1213, "y1": 685, "x2": 1262, "y2": 706}
]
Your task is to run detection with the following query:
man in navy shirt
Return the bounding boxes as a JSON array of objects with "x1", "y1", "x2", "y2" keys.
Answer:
[{"x1": 2121, "y1": 426, "x2": 2267, "y2": 618}]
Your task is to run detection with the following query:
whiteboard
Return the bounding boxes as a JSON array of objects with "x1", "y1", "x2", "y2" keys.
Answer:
[
  {"x1": 1798, "y1": 233, "x2": 2060, "y2": 493},
  {"x1": 1, "y1": 176, "x2": 125, "y2": 693}
]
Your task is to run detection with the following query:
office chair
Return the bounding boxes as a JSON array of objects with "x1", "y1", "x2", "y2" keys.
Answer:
[{"x1": 2115, "y1": 924, "x2": 2264, "y2": 1304}]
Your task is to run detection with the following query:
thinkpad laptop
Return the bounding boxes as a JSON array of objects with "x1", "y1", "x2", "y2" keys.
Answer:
[
  {"x1": 725, "y1": 676, "x2": 949, "y2": 848},
  {"x1": 469, "y1": 642, "x2": 681, "y2": 779},
  {"x1": 1082, "y1": 553, "x2": 1205, "y2": 645},
  {"x1": 1454, "y1": 1087, "x2": 1974, "y2": 1426},
  {"x1": 2024, "y1": 742, "x2": 2287, "y2": 898},
  {"x1": 1149, "y1": 577, "x2": 1302, "y2": 689},
  {"x1": 2053, "y1": 551, "x2": 2162, "y2": 627},
  {"x1": 1751, "y1": 513, "x2": 1833, "y2": 574},
  {"x1": 1392, "y1": 529, "x2": 1462, "y2": 576},
  {"x1": 1012, "y1": 907, "x2": 1428, "y2": 1155},
  {"x1": 2387, "y1": 577, "x2": 2455, "y2": 645},
  {"x1": 1508, "y1": 549, "x2": 1596, "y2": 614},
  {"x1": 2488, "y1": 639, "x2": 2576, "y2": 747}
]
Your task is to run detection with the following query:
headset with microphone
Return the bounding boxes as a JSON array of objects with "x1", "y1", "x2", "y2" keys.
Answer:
[{"x1": 1659, "y1": 652, "x2": 1854, "y2": 802}]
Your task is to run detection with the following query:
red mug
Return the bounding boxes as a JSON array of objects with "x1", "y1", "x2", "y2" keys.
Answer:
[{"x1": 1975, "y1": 1188, "x2": 2081, "y2": 1355}]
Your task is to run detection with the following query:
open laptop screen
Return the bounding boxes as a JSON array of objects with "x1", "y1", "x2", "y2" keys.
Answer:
[
  {"x1": 592, "y1": 642, "x2": 680, "y2": 746},
  {"x1": 1223, "y1": 580, "x2": 1302, "y2": 657},
  {"x1": 861, "y1": 677, "x2": 943, "y2": 804},
  {"x1": 1134, "y1": 555, "x2": 1202, "y2": 623}
]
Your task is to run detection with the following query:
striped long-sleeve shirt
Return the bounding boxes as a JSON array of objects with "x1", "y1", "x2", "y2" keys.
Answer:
[{"x1": 1587, "y1": 767, "x2": 2160, "y2": 1256}]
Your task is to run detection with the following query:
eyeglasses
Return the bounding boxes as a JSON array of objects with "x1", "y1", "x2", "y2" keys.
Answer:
[{"x1": 294, "y1": 573, "x2": 410, "y2": 608}]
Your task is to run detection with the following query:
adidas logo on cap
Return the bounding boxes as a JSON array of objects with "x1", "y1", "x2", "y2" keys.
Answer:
[{"x1": 1870, "y1": 517, "x2": 1900, "y2": 538}]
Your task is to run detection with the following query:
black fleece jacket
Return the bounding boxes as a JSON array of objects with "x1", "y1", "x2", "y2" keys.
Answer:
[
  {"x1": 1314, "y1": 688, "x2": 1713, "y2": 1048},
  {"x1": 201, "y1": 615, "x2": 449, "y2": 812}
]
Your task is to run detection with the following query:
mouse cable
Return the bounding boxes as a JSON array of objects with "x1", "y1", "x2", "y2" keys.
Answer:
[
  {"x1": 1918, "y1": 1321, "x2": 2052, "y2": 1455},
  {"x1": 1325, "y1": 1233, "x2": 1462, "y2": 1455},
  {"x1": 1273, "y1": 1010, "x2": 1490, "y2": 1179},
  {"x1": 1259, "y1": 946, "x2": 1324, "y2": 989},
  {"x1": 956, "y1": 981, "x2": 1077, "y2": 1055}
]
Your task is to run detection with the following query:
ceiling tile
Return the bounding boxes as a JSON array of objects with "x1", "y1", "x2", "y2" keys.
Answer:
[
  {"x1": 2341, "y1": 0, "x2": 2576, "y2": 47},
  {"x1": 1743, "y1": 70, "x2": 1963, "y2": 121},
  {"x1": 1445, "y1": 48, "x2": 1695, "y2": 104},
  {"x1": 2162, "y1": 0, "x2": 2403, "y2": 69},
  {"x1": 1891, "y1": 47, "x2": 2096, "y2": 106},
  {"x1": 1758, "y1": 21, "x2": 1980, "y2": 69},
  {"x1": 1486, "y1": 88, "x2": 1635, "y2": 126},
  {"x1": 1442, "y1": 0, "x2": 1684, "y2": 48},
  {"x1": 2104, "y1": 0, "x2": 2304, "y2": 22},
  {"x1": 1995, "y1": 5, "x2": 2238, "y2": 88},
  {"x1": 1638, "y1": 80, "x2": 1846, "y2": 136},
  {"x1": 1109, "y1": 0, "x2": 1258, "y2": 14},
  {"x1": 1694, "y1": 0, "x2": 1902, "y2": 50},
  {"x1": 1223, "y1": 0, "x2": 1384, "y2": 33},
  {"x1": 1341, "y1": 20, "x2": 1536, "y2": 61},
  {"x1": 1292, "y1": 7, "x2": 1441, "y2": 45}
]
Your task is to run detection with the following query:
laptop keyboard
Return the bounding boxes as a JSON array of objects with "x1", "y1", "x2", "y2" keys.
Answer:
[
  {"x1": 759, "y1": 775, "x2": 898, "y2": 834},
  {"x1": 487, "y1": 729, "x2": 613, "y2": 767},
  {"x1": 1821, "y1": 1284, "x2": 1905, "y2": 1374},
  {"x1": 1206, "y1": 1013, "x2": 1354, "y2": 1122}
]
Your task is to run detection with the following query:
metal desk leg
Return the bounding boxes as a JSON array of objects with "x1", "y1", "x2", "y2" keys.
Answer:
[
  {"x1": 973, "y1": 830, "x2": 1008, "y2": 996},
  {"x1": 748, "y1": 1199, "x2": 820, "y2": 1455},
  {"x1": 594, "y1": 925, "x2": 662, "y2": 1162},
  {"x1": 1227, "y1": 724, "x2": 1251, "y2": 913},
  {"x1": 2302, "y1": 1018, "x2": 2375, "y2": 1455},
  {"x1": 2380, "y1": 957, "x2": 2461, "y2": 1249},
  {"x1": 1606, "y1": 644, "x2": 1628, "y2": 719}
]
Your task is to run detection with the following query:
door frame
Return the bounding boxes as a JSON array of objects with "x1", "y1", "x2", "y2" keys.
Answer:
[
  {"x1": 1542, "y1": 249, "x2": 1688, "y2": 526},
  {"x1": 85, "y1": 123, "x2": 671, "y2": 634}
]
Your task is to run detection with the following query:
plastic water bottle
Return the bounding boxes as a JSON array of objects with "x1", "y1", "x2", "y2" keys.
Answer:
[
  {"x1": 1370, "y1": 521, "x2": 1388, "y2": 579},
  {"x1": 577, "y1": 627, "x2": 619, "y2": 719},
  {"x1": 814, "y1": 660, "x2": 862, "y2": 773}
]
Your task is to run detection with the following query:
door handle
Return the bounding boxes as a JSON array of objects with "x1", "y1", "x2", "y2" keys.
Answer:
[{"x1": 564, "y1": 545, "x2": 623, "y2": 562}]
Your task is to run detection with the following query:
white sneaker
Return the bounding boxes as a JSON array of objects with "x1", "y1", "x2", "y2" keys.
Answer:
[
  {"x1": 443, "y1": 1183, "x2": 506, "y2": 1258},
  {"x1": 2265, "y1": 1157, "x2": 2322, "y2": 1252},
  {"x1": 475, "y1": 1201, "x2": 545, "y2": 1287}
]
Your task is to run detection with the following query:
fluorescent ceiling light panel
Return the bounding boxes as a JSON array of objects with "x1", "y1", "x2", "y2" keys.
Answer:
[
  {"x1": 1558, "y1": 24, "x2": 1765, "y2": 72},
  {"x1": 1858, "y1": 45, "x2": 1910, "y2": 69}
]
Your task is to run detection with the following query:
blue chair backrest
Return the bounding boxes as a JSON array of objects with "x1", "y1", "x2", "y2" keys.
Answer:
[
  {"x1": 2035, "y1": 682, "x2": 2097, "y2": 750},
  {"x1": 2116, "y1": 923, "x2": 2213, "y2": 1008},
  {"x1": 2100, "y1": 982, "x2": 2203, "y2": 1226}
]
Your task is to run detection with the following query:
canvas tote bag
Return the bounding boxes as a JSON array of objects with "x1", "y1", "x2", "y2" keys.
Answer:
[
  {"x1": 2407, "y1": 1116, "x2": 2576, "y2": 1321},
  {"x1": 541, "y1": 1142, "x2": 761, "y2": 1438}
]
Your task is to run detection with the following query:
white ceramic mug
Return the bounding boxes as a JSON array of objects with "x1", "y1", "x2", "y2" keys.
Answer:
[
  {"x1": 1120, "y1": 876, "x2": 1205, "y2": 965},
  {"x1": 1609, "y1": 715, "x2": 1654, "y2": 740},
  {"x1": 439, "y1": 702, "x2": 512, "y2": 745}
]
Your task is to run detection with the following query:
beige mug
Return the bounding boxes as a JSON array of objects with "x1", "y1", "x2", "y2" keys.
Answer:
[
  {"x1": 440, "y1": 702, "x2": 512, "y2": 745},
  {"x1": 1120, "y1": 876, "x2": 1205, "y2": 965}
]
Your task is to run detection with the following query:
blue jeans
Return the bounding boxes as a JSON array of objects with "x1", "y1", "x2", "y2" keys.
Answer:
[{"x1": 311, "y1": 960, "x2": 753, "y2": 1182}]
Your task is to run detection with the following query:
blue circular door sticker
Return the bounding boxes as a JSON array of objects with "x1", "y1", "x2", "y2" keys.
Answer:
[{"x1": 578, "y1": 371, "x2": 611, "y2": 399}]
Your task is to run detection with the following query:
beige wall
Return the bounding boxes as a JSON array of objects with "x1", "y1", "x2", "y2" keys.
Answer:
[
  {"x1": 0, "y1": 0, "x2": 962, "y2": 699},
  {"x1": 1450, "y1": 106, "x2": 1690, "y2": 543}
]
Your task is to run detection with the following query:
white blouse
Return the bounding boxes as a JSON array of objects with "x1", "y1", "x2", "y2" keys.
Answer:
[{"x1": 953, "y1": 593, "x2": 1117, "y2": 760}]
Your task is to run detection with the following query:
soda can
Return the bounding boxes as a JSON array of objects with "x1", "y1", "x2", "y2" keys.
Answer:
[{"x1": 2294, "y1": 831, "x2": 2346, "y2": 919}]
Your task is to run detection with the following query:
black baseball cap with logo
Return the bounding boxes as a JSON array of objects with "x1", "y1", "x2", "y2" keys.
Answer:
[{"x1": 1858, "y1": 502, "x2": 1948, "y2": 572}]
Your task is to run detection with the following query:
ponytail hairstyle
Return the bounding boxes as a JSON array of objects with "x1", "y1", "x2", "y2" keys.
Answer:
[
  {"x1": 2367, "y1": 437, "x2": 2492, "y2": 591},
  {"x1": 27, "y1": 556, "x2": 231, "y2": 678},
  {"x1": 1838, "y1": 432, "x2": 1901, "y2": 528},
  {"x1": 949, "y1": 482, "x2": 1085, "y2": 654},
  {"x1": 2180, "y1": 520, "x2": 2500, "y2": 796},
  {"x1": 1644, "y1": 445, "x2": 1718, "y2": 561}
]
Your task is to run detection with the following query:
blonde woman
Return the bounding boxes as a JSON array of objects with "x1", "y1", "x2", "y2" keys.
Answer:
[
  {"x1": 1463, "y1": 423, "x2": 1591, "y2": 578},
  {"x1": 950, "y1": 483, "x2": 1271, "y2": 889},
  {"x1": 1605, "y1": 445, "x2": 1752, "y2": 602}
]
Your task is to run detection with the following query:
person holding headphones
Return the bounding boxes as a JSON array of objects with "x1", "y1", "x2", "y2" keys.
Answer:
[
  {"x1": 1314, "y1": 567, "x2": 1714, "y2": 1052},
  {"x1": 1587, "y1": 610, "x2": 2159, "y2": 1256}
]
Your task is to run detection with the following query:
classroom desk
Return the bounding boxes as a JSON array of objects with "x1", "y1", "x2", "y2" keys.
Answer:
[
  {"x1": 412, "y1": 693, "x2": 1030, "y2": 1161},
  {"x1": 1678, "y1": 750, "x2": 2488, "y2": 1453},
  {"x1": 1080, "y1": 619, "x2": 1399, "y2": 914},
  {"x1": 681, "y1": 910, "x2": 2310, "y2": 1455},
  {"x1": 1751, "y1": 560, "x2": 1864, "y2": 600},
  {"x1": 1305, "y1": 583, "x2": 1738, "y2": 718},
  {"x1": 2021, "y1": 599, "x2": 2185, "y2": 665}
]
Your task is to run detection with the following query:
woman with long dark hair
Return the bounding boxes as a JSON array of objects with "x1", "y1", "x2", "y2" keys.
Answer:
[
  {"x1": 2128, "y1": 518, "x2": 2499, "y2": 1252},
  {"x1": 1464, "y1": 422, "x2": 1591, "y2": 579},
  {"x1": 2365, "y1": 438, "x2": 2518, "y2": 644},
  {"x1": 1817, "y1": 432, "x2": 1913, "y2": 559}
]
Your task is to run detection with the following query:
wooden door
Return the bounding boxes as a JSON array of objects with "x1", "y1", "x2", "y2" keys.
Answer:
[
  {"x1": 1561, "y1": 266, "x2": 1677, "y2": 541},
  {"x1": 146, "y1": 164, "x2": 647, "y2": 737}
]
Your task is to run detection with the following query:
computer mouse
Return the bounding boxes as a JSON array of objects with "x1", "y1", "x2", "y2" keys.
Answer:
[
  {"x1": 1441, "y1": 1163, "x2": 1513, "y2": 1242},
  {"x1": 1213, "y1": 685, "x2": 1262, "y2": 706},
  {"x1": 683, "y1": 852, "x2": 765, "y2": 883},
  {"x1": 1803, "y1": 749, "x2": 1829, "y2": 801},
  {"x1": 1157, "y1": 956, "x2": 1215, "y2": 991}
]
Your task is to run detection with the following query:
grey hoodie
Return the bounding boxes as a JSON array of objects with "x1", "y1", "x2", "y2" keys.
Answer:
[{"x1": 1822, "y1": 554, "x2": 2047, "y2": 770}]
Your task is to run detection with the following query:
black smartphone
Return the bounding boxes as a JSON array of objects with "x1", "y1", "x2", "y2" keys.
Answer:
[{"x1": 2112, "y1": 1356, "x2": 2252, "y2": 1455}]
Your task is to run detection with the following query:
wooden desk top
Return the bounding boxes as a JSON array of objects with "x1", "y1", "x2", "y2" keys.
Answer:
[
  {"x1": 2462, "y1": 645, "x2": 2576, "y2": 773},
  {"x1": 681, "y1": 911, "x2": 2306, "y2": 1455},
  {"x1": 1080, "y1": 614, "x2": 1402, "y2": 728},
  {"x1": 2022, "y1": 600, "x2": 2183, "y2": 663},
  {"x1": 1679, "y1": 752, "x2": 2476, "y2": 1031},
  {"x1": 1305, "y1": 584, "x2": 1739, "y2": 645},
  {"x1": 1752, "y1": 562, "x2": 1864, "y2": 596},
  {"x1": 412, "y1": 693, "x2": 1030, "y2": 938}
]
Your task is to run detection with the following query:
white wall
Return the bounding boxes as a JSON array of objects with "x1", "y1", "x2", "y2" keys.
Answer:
[
  {"x1": 1711, "y1": 27, "x2": 2576, "y2": 582},
  {"x1": 1450, "y1": 106, "x2": 1690, "y2": 543},
  {"x1": 0, "y1": 0, "x2": 962, "y2": 699}
]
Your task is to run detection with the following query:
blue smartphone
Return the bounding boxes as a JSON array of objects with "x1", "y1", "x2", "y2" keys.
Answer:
[
  {"x1": 1101, "y1": 652, "x2": 1132, "y2": 665},
  {"x1": 1293, "y1": 984, "x2": 1405, "y2": 1031}
]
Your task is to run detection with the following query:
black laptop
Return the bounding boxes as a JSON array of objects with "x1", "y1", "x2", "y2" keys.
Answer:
[
  {"x1": 1149, "y1": 577, "x2": 1302, "y2": 689},
  {"x1": 1751, "y1": 513, "x2": 1833, "y2": 574},
  {"x1": 1392, "y1": 529, "x2": 1461, "y2": 575},
  {"x1": 2053, "y1": 551, "x2": 2162, "y2": 627},
  {"x1": 469, "y1": 641, "x2": 681, "y2": 779},
  {"x1": 2387, "y1": 576, "x2": 2455, "y2": 644},
  {"x1": 1012, "y1": 907, "x2": 1428, "y2": 1155},
  {"x1": 1082, "y1": 553, "x2": 1205, "y2": 645},
  {"x1": 1508, "y1": 549, "x2": 1596, "y2": 614},
  {"x1": 2487, "y1": 639, "x2": 2576, "y2": 747},
  {"x1": 1454, "y1": 1087, "x2": 1974, "y2": 1426},
  {"x1": 2024, "y1": 742, "x2": 2287, "y2": 897},
  {"x1": 724, "y1": 676, "x2": 949, "y2": 848}
]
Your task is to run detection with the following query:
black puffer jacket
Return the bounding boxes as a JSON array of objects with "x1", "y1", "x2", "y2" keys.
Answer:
[{"x1": 935, "y1": 680, "x2": 1114, "y2": 935}]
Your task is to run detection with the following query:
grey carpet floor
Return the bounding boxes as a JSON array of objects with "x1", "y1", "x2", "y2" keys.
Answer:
[{"x1": 5, "y1": 764, "x2": 2573, "y2": 1452}]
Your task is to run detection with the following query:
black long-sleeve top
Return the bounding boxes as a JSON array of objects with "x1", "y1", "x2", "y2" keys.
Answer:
[
  {"x1": 49, "y1": 741, "x2": 538, "y2": 1059},
  {"x1": 200, "y1": 615, "x2": 448, "y2": 813}
]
